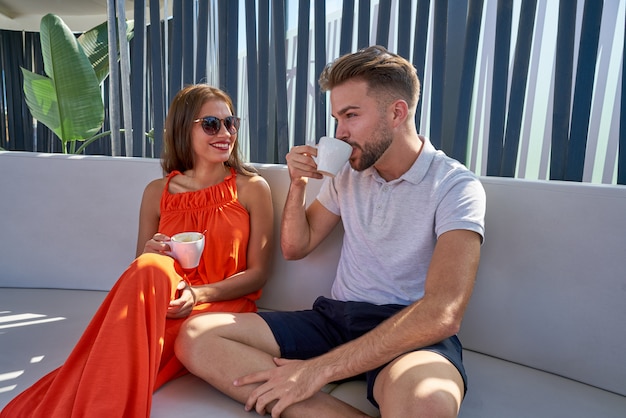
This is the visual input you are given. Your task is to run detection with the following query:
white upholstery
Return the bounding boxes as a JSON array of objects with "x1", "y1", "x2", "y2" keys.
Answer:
[
  {"x1": 1, "y1": 151, "x2": 625, "y2": 417},
  {"x1": 459, "y1": 178, "x2": 626, "y2": 396}
]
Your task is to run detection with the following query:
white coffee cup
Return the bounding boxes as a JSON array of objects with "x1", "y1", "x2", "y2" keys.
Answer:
[
  {"x1": 314, "y1": 136, "x2": 352, "y2": 177},
  {"x1": 166, "y1": 231, "x2": 205, "y2": 269}
]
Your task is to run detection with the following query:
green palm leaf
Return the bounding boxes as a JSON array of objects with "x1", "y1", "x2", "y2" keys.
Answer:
[
  {"x1": 22, "y1": 13, "x2": 104, "y2": 150},
  {"x1": 78, "y1": 20, "x2": 135, "y2": 85},
  {"x1": 21, "y1": 69, "x2": 61, "y2": 134}
]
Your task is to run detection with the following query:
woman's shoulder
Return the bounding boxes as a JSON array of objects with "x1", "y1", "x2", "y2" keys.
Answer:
[
  {"x1": 145, "y1": 177, "x2": 168, "y2": 192},
  {"x1": 238, "y1": 171, "x2": 270, "y2": 192},
  {"x1": 236, "y1": 171, "x2": 271, "y2": 207},
  {"x1": 141, "y1": 177, "x2": 168, "y2": 202}
]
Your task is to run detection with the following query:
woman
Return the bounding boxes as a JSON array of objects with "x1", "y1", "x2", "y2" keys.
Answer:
[{"x1": 0, "y1": 84, "x2": 274, "y2": 417}]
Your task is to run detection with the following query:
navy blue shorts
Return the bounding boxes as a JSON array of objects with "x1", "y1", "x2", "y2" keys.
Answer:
[{"x1": 257, "y1": 296, "x2": 467, "y2": 408}]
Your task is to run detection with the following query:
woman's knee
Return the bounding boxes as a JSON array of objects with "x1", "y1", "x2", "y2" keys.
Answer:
[{"x1": 124, "y1": 253, "x2": 178, "y2": 288}]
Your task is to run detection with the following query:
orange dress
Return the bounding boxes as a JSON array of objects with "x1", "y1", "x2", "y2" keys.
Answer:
[{"x1": 1, "y1": 168, "x2": 260, "y2": 418}]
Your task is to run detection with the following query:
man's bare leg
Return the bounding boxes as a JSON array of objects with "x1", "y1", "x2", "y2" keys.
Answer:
[
  {"x1": 373, "y1": 350, "x2": 464, "y2": 417},
  {"x1": 175, "y1": 312, "x2": 372, "y2": 418}
]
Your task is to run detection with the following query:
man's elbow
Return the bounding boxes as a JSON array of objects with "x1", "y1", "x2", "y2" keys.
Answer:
[
  {"x1": 434, "y1": 305, "x2": 466, "y2": 338},
  {"x1": 280, "y1": 241, "x2": 307, "y2": 260},
  {"x1": 443, "y1": 318, "x2": 462, "y2": 337}
]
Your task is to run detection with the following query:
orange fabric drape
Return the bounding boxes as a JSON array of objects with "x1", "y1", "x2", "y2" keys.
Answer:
[{"x1": 1, "y1": 169, "x2": 260, "y2": 418}]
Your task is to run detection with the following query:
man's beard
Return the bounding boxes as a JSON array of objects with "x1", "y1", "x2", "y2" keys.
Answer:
[{"x1": 350, "y1": 124, "x2": 393, "y2": 171}]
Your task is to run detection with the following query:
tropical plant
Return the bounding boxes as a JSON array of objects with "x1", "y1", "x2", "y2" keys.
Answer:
[{"x1": 21, "y1": 13, "x2": 134, "y2": 154}]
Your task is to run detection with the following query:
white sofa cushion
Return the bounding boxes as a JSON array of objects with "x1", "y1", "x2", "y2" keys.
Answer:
[{"x1": 2, "y1": 288, "x2": 625, "y2": 417}]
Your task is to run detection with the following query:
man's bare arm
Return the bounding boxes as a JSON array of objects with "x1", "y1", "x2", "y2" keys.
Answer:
[
  {"x1": 281, "y1": 145, "x2": 340, "y2": 260},
  {"x1": 237, "y1": 229, "x2": 482, "y2": 416}
]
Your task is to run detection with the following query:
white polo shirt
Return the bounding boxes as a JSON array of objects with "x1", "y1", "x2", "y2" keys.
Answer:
[{"x1": 316, "y1": 137, "x2": 486, "y2": 306}]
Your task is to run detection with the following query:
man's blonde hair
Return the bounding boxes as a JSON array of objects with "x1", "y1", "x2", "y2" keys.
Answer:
[{"x1": 318, "y1": 45, "x2": 421, "y2": 111}]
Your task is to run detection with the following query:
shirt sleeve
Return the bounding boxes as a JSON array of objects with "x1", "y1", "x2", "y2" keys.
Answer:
[
  {"x1": 435, "y1": 172, "x2": 486, "y2": 243},
  {"x1": 315, "y1": 176, "x2": 342, "y2": 216}
]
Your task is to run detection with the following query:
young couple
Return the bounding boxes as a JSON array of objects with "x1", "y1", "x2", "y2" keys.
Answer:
[{"x1": 1, "y1": 45, "x2": 485, "y2": 418}]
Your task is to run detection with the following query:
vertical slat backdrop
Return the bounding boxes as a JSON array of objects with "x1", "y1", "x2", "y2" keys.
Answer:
[
  {"x1": 272, "y1": 0, "x2": 290, "y2": 162},
  {"x1": 220, "y1": 0, "x2": 239, "y2": 104},
  {"x1": 340, "y1": 0, "x2": 355, "y2": 55},
  {"x1": 500, "y1": 0, "x2": 537, "y2": 177},
  {"x1": 396, "y1": 1, "x2": 412, "y2": 61},
  {"x1": 293, "y1": 0, "x2": 310, "y2": 146},
  {"x1": 620, "y1": 8, "x2": 626, "y2": 185},
  {"x1": 565, "y1": 0, "x2": 604, "y2": 181},
  {"x1": 314, "y1": 0, "x2": 327, "y2": 143},
  {"x1": 257, "y1": 0, "x2": 270, "y2": 162},
  {"x1": 550, "y1": 0, "x2": 577, "y2": 180},
  {"x1": 412, "y1": 0, "x2": 431, "y2": 134},
  {"x1": 2, "y1": 31, "x2": 28, "y2": 151},
  {"x1": 131, "y1": 0, "x2": 146, "y2": 157},
  {"x1": 195, "y1": 1, "x2": 209, "y2": 84},
  {"x1": 181, "y1": 0, "x2": 194, "y2": 87},
  {"x1": 429, "y1": 0, "x2": 448, "y2": 149},
  {"x1": 357, "y1": 0, "x2": 370, "y2": 50},
  {"x1": 486, "y1": 0, "x2": 513, "y2": 176},
  {"x1": 0, "y1": 32, "x2": 7, "y2": 151},
  {"x1": 147, "y1": 0, "x2": 165, "y2": 155},
  {"x1": 0, "y1": 0, "x2": 624, "y2": 185},
  {"x1": 244, "y1": 0, "x2": 259, "y2": 161},
  {"x1": 375, "y1": 0, "x2": 392, "y2": 47},
  {"x1": 452, "y1": 0, "x2": 484, "y2": 163},
  {"x1": 169, "y1": 0, "x2": 183, "y2": 103}
]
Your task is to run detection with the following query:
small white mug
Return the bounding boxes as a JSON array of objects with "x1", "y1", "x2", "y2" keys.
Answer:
[
  {"x1": 314, "y1": 136, "x2": 352, "y2": 177},
  {"x1": 166, "y1": 232, "x2": 205, "y2": 269}
]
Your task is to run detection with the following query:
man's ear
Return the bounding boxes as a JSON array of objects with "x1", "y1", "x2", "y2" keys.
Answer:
[{"x1": 391, "y1": 99, "x2": 409, "y2": 127}]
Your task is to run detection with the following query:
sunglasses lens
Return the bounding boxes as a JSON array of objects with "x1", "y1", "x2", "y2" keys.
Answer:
[
  {"x1": 224, "y1": 116, "x2": 240, "y2": 134},
  {"x1": 201, "y1": 117, "x2": 221, "y2": 135},
  {"x1": 199, "y1": 116, "x2": 240, "y2": 135}
]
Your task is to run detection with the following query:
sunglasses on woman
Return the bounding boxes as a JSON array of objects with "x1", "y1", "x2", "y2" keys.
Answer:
[{"x1": 194, "y1": 116, "x2": 241, "y2": 136}]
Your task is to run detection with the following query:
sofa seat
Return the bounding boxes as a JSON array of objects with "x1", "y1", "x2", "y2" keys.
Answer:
[
  {"x1": 2, "y1": 288, "x2": 624, "y2": 418},
  {"x1": 0, "y1": 288, "x2": 380, "y2": 417}
]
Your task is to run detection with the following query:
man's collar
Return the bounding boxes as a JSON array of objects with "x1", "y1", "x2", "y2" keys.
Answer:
[{"x1": 368, "y1": 136, "x2": 434, "y2": 185}]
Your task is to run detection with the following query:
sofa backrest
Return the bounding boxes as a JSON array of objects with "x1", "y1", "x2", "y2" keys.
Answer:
[
  {"x1": 0, "y1": 152, "x2": 337, "y2": 310},
  {"x1": 459, "y1": 177, "x2": 626, "y2": 396},
  {"x1": 0, "y1": 152, "x2": 161, "y2": 290},
  {"x1": 251, "y1": 164, "x2": 341, "y2": 311},
  {"x1": 1, "y1": 151, "x2": 625, "y2": 397}
]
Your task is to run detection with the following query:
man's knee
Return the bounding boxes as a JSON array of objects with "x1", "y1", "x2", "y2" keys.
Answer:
[
  {"x1": 375, "y1": 378, "x2": 462, "y2": 417},
  {"x1": 373, "y1": 351, "x2": 464, "y2": 417}
]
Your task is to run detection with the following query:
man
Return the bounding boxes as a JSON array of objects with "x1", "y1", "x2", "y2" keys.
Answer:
[{"x1": 175, "y1": 45, "x2": 486, "y2": 418}]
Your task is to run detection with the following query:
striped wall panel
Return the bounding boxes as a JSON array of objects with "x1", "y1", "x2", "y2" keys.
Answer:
[{"x1": 0, "y1": 0, "x2": 624, "y2": 184}]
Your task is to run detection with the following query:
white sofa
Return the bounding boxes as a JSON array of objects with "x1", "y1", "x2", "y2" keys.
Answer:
[{"x1": 1, "y1": 151, "x2": 625, "y2": 417}]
